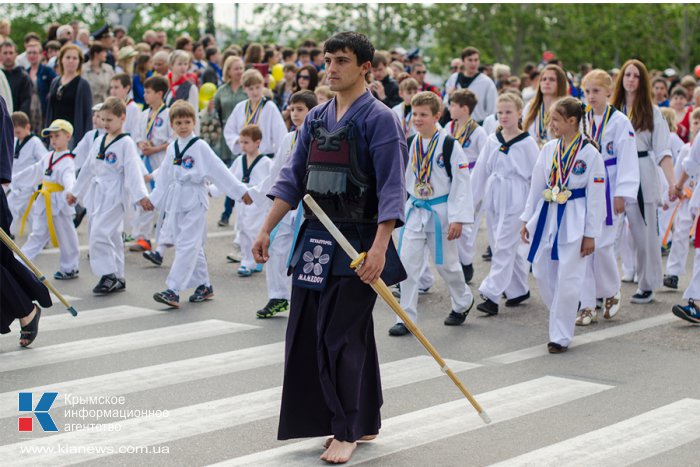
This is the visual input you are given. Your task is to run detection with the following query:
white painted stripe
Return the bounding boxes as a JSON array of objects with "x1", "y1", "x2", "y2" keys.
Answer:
[
  {"x1": 483, "y1": 314, "x2": 676, "y2": 365},
  {"x1": 0, "y1": 320, "x2": 258, "y2": 373},
  {"x1": 1, "y1": 306, "x2": 164, "y2": 337},
  {"x1": 489, "y1": 398, "x2": 700, "y2": 467},
  {"x1": 39, "y1": 230, "x2": 235, "y2": 255},
  {"x1": 213, "y1": 376, "x2": 613, "y2": 466},
  {"x1": 0, "y1": 356, "x2": 479, "y2": 466},
  {"x1": 0, "y1": 341, "x2": 286, "y2": 419},
  {"x1": 49, "y1": 293, "x2": 81, "y2": 303}
]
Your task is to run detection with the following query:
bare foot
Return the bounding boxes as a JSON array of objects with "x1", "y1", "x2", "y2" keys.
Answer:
[
  {"x1": 320, "y1": 439, "x2": 357, "y2": 464},
  {"x1": 18, "y1": 306, "x2": 38, "y2": 347},
  {"x1": 323, "y1": 434, "x2": 377, "y2": 449}
]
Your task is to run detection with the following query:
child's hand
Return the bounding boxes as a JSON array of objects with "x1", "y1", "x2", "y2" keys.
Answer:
[
  {"x1": 447, "y1": 222, "x2": 462, "y2": 240},
  {"x1": 241, "y1": 192, "x2": 253, "y2": 205},
  {"x1": 66, "y1": 193, "x2": 76, "y2": 206},
  {"x1": 139, "y1": 197, "x2": 154, "y2": 211},
  {"x1": 144, "y1": 174, "x2": 154, "y2": 183},
  {"x1": 520, "y1": 223, "x2": 530, "y2": 244},
  {"x1": 613, "y1": 196, "x2": 625, "y2": 215},
  {"x1": 581, "y1": 236, "x2": 595, "y2": 257}
]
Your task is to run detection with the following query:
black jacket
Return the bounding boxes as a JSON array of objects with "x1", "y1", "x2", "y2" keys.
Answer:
[{"x1": 2, "y1": 67, "x2": 33, "y2": 115}]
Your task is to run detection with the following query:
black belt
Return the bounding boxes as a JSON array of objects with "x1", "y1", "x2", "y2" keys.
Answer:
[
  {"x1": 636, "y1": 151, "x2": 647, "y2": 223},
  {"x1": 638, "y1": 151, "x2": 649, "y2": 158}
]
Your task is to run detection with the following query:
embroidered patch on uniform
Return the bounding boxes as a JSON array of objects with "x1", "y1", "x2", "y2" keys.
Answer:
[
  {"x1": 105, "y1": 152, "x2": 117, "y2": 165},
  {"x1": 499, "y1": 145, "x2": 509, "y2": 154},
  {"x1": 155, "y1": 117, "x2": 163, "y2": 127},
  {"x1": 182, "y1": 156, "x2": 195, "y2": 169},
  {"x1": 594, "y1": 177, "x2": 605, "y2": 183},
  {"x1": 572, "y1": 160, "x2": 587, "y2": 175},
  {"x1": 458, "y1": 162, "x2": 469, "y2": 170},
  {"x1": 463, "y1": 139, "x2": 471, "y2": 148},
  {"x1": 436, "y1": 154, "x2": 445, "y2": 168},
  {"x1": 606, "y1": 141, "x2": 614, "y2": 155},
  {"x1": 629, "y1": 131, "x2": 635, "y2": 137}
]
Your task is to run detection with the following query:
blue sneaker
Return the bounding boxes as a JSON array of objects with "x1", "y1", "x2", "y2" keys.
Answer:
[
  {"x1": 253, "y1": 264, "x2": 263, "y2": 273},
  {"x1": 672, "y1": 300, "x2": 700, "y2": 324},
  {"x1": 237, "y1": 266, "x2": 252, "y2": 277},
  {"x1": 153, "y1": 289, "x2": 179, "y2": 308}
]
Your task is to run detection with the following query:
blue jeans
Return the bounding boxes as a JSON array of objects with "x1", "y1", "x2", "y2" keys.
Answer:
[{"x1": 221, "y1": 197, "x2": 235, "y2": 221}]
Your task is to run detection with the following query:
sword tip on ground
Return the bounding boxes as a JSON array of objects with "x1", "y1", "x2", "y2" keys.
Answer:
[
  {"x1": 67, "y1": 307, "x2": 78, "y2": 317},
  {"x1": 479, "y1": 411, "x2": 492, "y2": 424}
]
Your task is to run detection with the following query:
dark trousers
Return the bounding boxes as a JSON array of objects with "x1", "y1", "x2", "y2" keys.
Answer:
[
  {"x1": 220, "y1": 197, "x2": 235, "y2": 221},
  {"x1": 0, "y1": 189, "x2": 51, "y2": 334},
  {"x1": 277, "y1": 275, "x2": 383, "y2": 442}
]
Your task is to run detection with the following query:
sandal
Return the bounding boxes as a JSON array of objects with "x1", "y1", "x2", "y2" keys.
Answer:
[
  {"x1": 547, "y1": 342, "x2": 567, "y2": 354},
  {"x1": 19, "y1": 306, "x2": 41, "y2": 348}
]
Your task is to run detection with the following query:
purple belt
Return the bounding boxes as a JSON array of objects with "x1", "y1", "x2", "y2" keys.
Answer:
[
  {"x1": 468, "y1": 161, "x2": 476, "y2": 170},
  {"x1": 604, "y1": 158, "x2": 617, "y2": 225}
]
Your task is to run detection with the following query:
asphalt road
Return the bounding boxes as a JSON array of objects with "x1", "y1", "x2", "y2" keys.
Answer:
[{"x1": 1, "y1": 199, "x2": 699, "y2": 466}]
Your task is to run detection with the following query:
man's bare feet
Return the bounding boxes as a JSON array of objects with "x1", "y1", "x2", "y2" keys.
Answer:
[
  {"x1": 323, "y1": 434, "x2": 377, "y2": 449},
  {"x1": 320, "y1": 439, "x2": 357, "y2": 464},
  {"x1": 19, "y1": 306, "x2": 38, "y2": 347}
]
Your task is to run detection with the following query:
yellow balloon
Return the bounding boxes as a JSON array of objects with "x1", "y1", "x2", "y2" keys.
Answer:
[
  {"x1": 198, "y1": 82, "x2": 218, "y2": 110},
  {"x1": 268, "y1": 75, "x2": 277, "y2": 91},
  {"x1": 272, "y1": 63, "x2": 284, "y2": 83}
]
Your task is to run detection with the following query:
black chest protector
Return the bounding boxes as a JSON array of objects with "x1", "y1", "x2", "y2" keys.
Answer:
[{"x1": 303, "y1": 113, "x2": 378, "y2": 223}]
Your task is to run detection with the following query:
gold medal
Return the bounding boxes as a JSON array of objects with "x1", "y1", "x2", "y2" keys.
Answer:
[
  {"x1": 415, "y1": 182, "x2": 433, "y2": 199},
  {"x1": 552, "y1": 186, "x2": 560, "y2": 197},
  {"x1": 556, "y1": 189, "x2": 571, "y2": 205},
  {"x1": 543, "y1": 188, "x2": 553, "y2": 202}
]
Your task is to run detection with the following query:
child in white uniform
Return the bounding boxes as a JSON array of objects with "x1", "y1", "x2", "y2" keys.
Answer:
[
  {"x1": 7, "y1": 111, "x2": 45, "y2": 235},
  {"x1": 151, "y1": 101, "x2": 251, "y2": 308},
  {"x1": 577, "y1": 70, "x2": 640, "y2": 325},
  {"x1": 521, "y1": 97, "x2": 606, "y2": 353},
  {"x1": 18, "y1": 119, "x2": 80, "y2": 279},
  {"x1": 73, "y1": 104, "x2": 106, "y2": 171},
  {"x1": 110, "y1": 73, "x2": 142, "y2": 138},
  {"x1": 67, "y1": 97, "x2": 154, "y2": 295},
  {"x1": 392, "y1": 92, "x2": 475, "y2": 336},
  {"x1": 256, "y1": 90, "x2": 317, "y2": 319},
  {"x1": 391, "y1": 78, "x2": 418, "y2": 139},
  {"x1": 448, "y1": 88, "x2": 488, "y2": 283},
  {"x1": 522, "y1": 64, "x2": 568, "y2": 149},
  {"x1": 471, "y1": 93, "x2": 538, "y2": 315}
]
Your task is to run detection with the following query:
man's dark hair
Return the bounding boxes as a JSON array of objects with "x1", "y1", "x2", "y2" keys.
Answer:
[
  {"x1": 323, "y1": 32, "x2": 375, "y2": 66},
  {"x1": 310, "y1": 47, "x2": 322, "y2": 60},
  {"x1": 205, "y1": 46, "x2": 219, "y2": 61},
  {"x1": 23, "y1": 32, "x2": 41, "y2": 45},
  {"x1": 281, "y1": 47, "x2": 295, "y2": 61},
  {"x1": 289, "y1": 90, "x2": 318, "y2": 110}
]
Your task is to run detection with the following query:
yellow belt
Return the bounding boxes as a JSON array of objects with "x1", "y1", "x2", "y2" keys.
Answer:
[{"x1": 19, "y1": 181, "x2": 64, "y2": 247}]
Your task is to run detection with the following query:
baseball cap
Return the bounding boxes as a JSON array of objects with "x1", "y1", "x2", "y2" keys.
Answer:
[{"x1": 41, "y1": 119, "x2": 74, "y2": 137}]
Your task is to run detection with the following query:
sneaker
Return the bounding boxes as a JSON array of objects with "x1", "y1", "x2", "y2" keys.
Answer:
[
  {"x1": 218, "y1": 217, "x2": 230, "y2": 227},
  {"x1": 122, "y1": 233, "x2": 134, "y2": 243},
  {"x1": 477, "y1": 297, "x2": 499, "y2": 316},
  {"x1": 153, "y1": 289, "x2": 180, "y2": 308},
  {"x1": 547, "y1": 342, "x2": 568, "y2": 354},
  {"x1": 73, "y1": 204, "x2": 87, "y2": 228},
  {"x1": 672, "y1": 300, "x2": 700, "y2": 324},
  {"x1": 189, "y1": 284, "x2": 214, "y2": 302},
  {"x1": 603, "y1": 290, "x2": 621, "y2": 319},
  {"x1": 256, "y1": 298, "x2": 289, "y2": 318},
  {"x1": 444, "y1": 298, "x2": 474, "y2": 326},
  {"x1": 621, "y1": 273, "x2": 635, "y2": 283},
  {"x1": 462, "y1": 264, "x2": 474, "y2": 283},
  {"x1": 143, "y1": 250, "x2": 163, "y2": 266},
  {"x1": 391, "y1": 285, "x2": 401, "y2": 299},
  {"x1": 253, "y1": 264, "x2": 263, "y2": 273},
  {"x1": 595, "y1": 298, "x2": 604, "y2": 310},
  {"x1": 481, "y1": 246, "x2": 492, "y2": 261},
  {"x1": 237, "y1": 266, "x2": 252, "y2": 277},
  {"x1": 663, "y1": 275, "x2": 679, "y2": 289},
  {"x1": 388, "y1": 322, "x2": 410, "y2": 336},
  {"x1": 505, "y1": 291, "x2": 530, "y2": 307},
  {"x1": 129, "y1": 238, "x2": 152, "y2": 252},
  {"x1": 418, "y1": 287, "x2": 430, "y2": 295},
  {"x1": 631, "y1": 290, "x2": 655, "y2": 304},
  {"x1": 115, "y1": 278, "x2": 126, "y2": 292},
  {"x1": 575, "y1": 308, "x2": 597, "y2": 326},
  {"x1": 226, "y1": 254, "x2": 241, "y2": 263},
  {"x1": 54, "y1": 270, "x2": 79, "y2": 280},
  {"x1": 93, "y1": 274, "x2": 119, "y2": 295}
]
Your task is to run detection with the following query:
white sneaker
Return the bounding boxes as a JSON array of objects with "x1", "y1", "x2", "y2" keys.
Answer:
[
  {"x1": 621, "y1": 273, "x2": 635, "y2": 283},
  {"x1": 604, "y1": 290, "x2": 622, "y2": 319},
  {"x1": 576, "y1": 308, "x2": 597, "y2": 326}
]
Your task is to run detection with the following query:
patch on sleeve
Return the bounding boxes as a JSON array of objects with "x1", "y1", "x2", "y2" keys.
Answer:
[
  {"x1": 629, "y1": 131, "x2": 635, "y2": 137},
  {"x1": 593, "y1": 177, "x2": 605, "y2": 183},
  {"x1": 458, "y1": 162, "x2": 469, "y2": 170}
]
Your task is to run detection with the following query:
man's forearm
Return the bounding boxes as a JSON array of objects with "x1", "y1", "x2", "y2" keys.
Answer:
[{"x1": 371, "y1": 219, "x2": 396, "y2": 252}]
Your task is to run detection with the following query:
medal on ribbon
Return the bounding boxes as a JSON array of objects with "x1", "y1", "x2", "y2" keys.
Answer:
[
  {"x1": 245, "y1": 98, "x2": 265, "y2": 126},
  {"x1": 589, "y1": 105, "x2": 613, "y2": 147},
  {"x1": 543, "y1": 134, "x2": 583, "y2": 204},
  {"x1": 146, "y1": 104, "x2": 166, "y2": 141},
  {"x1": 537, "y1": 101, "x2": 548, "y2": 145},
  {"x1": 412, "y1": 130, "x2": 440, "y2": 199},
  {"x1": 452, "y1": 118, "x2": 477, "y2": 147}
]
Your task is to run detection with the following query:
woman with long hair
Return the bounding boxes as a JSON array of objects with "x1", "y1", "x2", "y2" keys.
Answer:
[
  {"x1": 611, "y1": 59, "x2": 677, "y2": 304},
  {"x1": 292, "y1": 65, "x2": 318, "y2": 94},
  {"x1": 522, "y1": 64, "x2": 568, "y2": 148}
]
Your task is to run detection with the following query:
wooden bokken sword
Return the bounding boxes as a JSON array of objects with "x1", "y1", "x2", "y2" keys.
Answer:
[
  {"x1": 0, "y1": 227, "x2": 78, "y2": 316},
  {"x1": 302, "y1": 194, "x2": 491, "y2": 424}
]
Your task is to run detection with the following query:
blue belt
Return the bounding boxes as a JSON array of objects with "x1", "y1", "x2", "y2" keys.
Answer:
[
  {"x1": 286, "y1": 202, "x2": 304, "y2": 268},
  {"x1": 142, "y1": 155, "x2": 155, "y2": 190},
  {"x1": 527, "y1": 187, "x2": 586, "y2": 263},
  {"x1": 398, "y1": 194, "x2": 449, "y2": 265},
  {"x1": 603, "y1": 158, "x2": 616, "y2": 226}
]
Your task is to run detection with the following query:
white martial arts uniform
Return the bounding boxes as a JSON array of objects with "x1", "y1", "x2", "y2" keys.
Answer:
[
  {"x1": 124, "y1": 100, "x2": 142, "y2": 138},
  {"x1": 448, "y1": 119, "x2": 489, "y2": 268},
  {"x1": 71, "y1": 133, "x2": 149, "y2": 279},
  {"x1": 17, "y1": 150, "x2": 80, "y2": 274},
  {"x1": 580, "y1": 107, "x2": 639, "y2": 309},
  {"x1": 263, "y1": 130, "x2": 300, "y2": 300},
  {"x1": 523, "y1": 100, "x2": 556, "y2": 148},
  {"x1": 229, "y1": 153, "x2": 272, "y2": 270},
  {"x1": 73, "y1": 128, "x2": 105, "y2": 171},
  {"x1": 398, "y1": 127, "x2": 475, "y2": 324},
  {"x1": 391, "y1": 102, "x2": 417, "y2": 139},
  {"x1": 7, "y1": 134, "x2": 45, "y2": 235},
  {"x1": 521, "y1": 138, "x2": 605, "y2": 347},
  {"x1": 623, "y1": 106, "x2": 672, "y2": 294},
  {"x1": 666, "y1": 143, "x2": 695, "y2": 278},
  {"x1": 223, "y1": 98, "x2": 287, "y2": 156},
  {"x1": 471, "y1": 131, "x2": 539, "y2": 304},
  {"x1": 443, "y1": 72, "x2": 497, "y2": 123},
  {"x1": 658, "y1": 132, "x2": 686, "y2": 240},
  {"x1": 150, "y1": 135, "x2": 248, "y2": 293},
  {"x1": 482, "y1": 114, "x2": 498, "y2": 136},
  {"x1": 131, "y1": 104, "x2": 173, "y2": 240}
]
